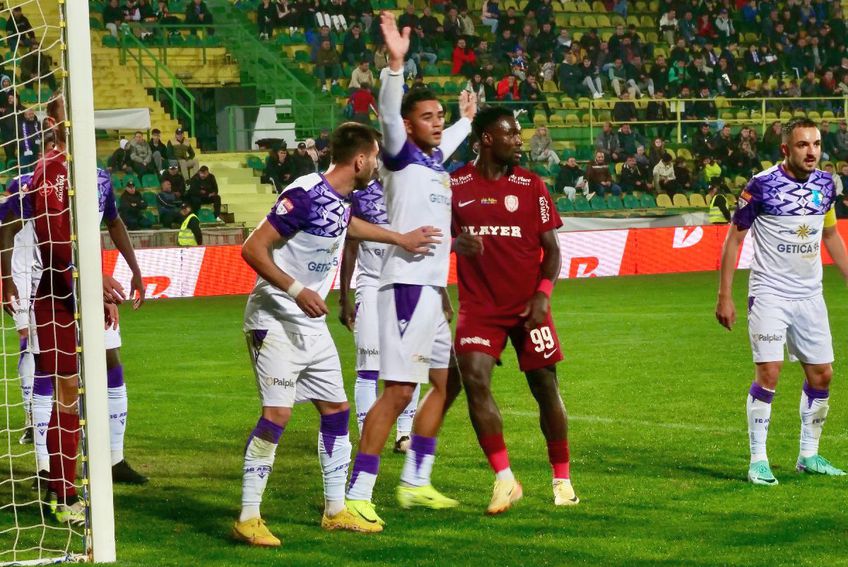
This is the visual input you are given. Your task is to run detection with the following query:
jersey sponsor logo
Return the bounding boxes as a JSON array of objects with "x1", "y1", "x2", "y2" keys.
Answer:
[
  {"x1": 464, "y1": 225, "x2": 523, "y2": 237},
  {"x1": 776, "y1": 242, "x2": 819, "y2": 254},
  {"x1": 672, "y1": 226, "x2": 704, "y2": 249},
  {"x1": 778, "y1": 224, "x2": 817, "y2": 239},
  {"x1": 542, "y1": 350, "x2": 557, "y2": 359},
  {"x1": 459, "y1": 336, "x2": 492, "y2": 347},
  {"x1": 429, "y1": 193, "x2": 451, "y2": 206},
  {"x1": 358, "y1": 347, "x2": 379, "y2": 356},
  {"x1": 38, "y1": 173, "x2": 67, "y2": 202},
  {"x1": 505, "y1": 195, "x2": 519, "y2": 212},
  {"x1": 539, "y1": 196, "x2": 551, "y2": 224},
  {"x1": 451, "y1": 173, "x2": 473, "y2": 186},
  {"x1": 276, "y1": 197, "x2": 294, "y2": 215},
  {"x1": 481, "y1": 198, "x2": 498, "y2": 205},
  {"x1": 458, "y1": 199, "x2": 476, "y2": 207},
  {"x1": 752, "y1": 333, "x2": 783, "y2": 344},
  {"x1": 507, "y1": 174, "x2": 532, "y2": 186},
  {"x1": 307, "y1": 257, "x2": 340, "y2": 272},
  {"x1": 412, "y1": 354, "x2": 431, "y2": 364},
  {"x1": 265, "y1": 377, "x2": 296, "y2": 388}
]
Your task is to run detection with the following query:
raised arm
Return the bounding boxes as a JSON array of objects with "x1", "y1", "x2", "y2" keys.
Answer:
[
  {"x1": 378, "y1": 11, "x2": 410, "y2": 157},
  {"x1": 438, "y1": 90, "x2": 476, "y2": 161}
]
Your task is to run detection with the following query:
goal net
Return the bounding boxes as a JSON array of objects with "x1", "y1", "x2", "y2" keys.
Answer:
[{"x1": 1, "y1": 1, "x2": 115, "y2": 564}]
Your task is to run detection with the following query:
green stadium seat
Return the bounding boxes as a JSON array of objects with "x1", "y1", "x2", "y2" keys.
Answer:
[
  {"x1": 141, "y1": 173, "x2": 159, "y2": 189},
  {"x1": 640, "y1": 193, "x2": 656, "y2": 208},
  {"x1": 141, "y1": 191, "x2": 158, "y2": 207},
  {"x1": 623, "y1": 194, "x2": 640, "y2": 209},
  {"x1": 198, "y1": 208, "x2": 217, "y2": 223},
  {"x1": 532, "y1": 164, "x2": 550, "y2": 177},
  {"x1": 294, "y1": 50, "x2": 309, "y2": 63},
  {"x1": 101, "y1": 35, "x2": 119, "y2": 48},
  {"x1": 555, "y1": 197, "x2": 573, "y2": 213},
  {"x1": 573, "y1": 195, "x2": 590, "y2": 211},
  {"x1": 606, "y1": 195, "x2": 623, "y2": 210},
  {"x1": 246, "y1": 155, "x2": 265, "y2": 171},
  {"x1": 124, "y1": 174, "x2": 141, "y2": 188},
  {"x1": 590, "y1": 196, "x2": 607, "y2": 210}
]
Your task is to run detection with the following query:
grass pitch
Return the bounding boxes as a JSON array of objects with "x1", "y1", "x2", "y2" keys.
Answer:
[{"x1": 4, "y1": 268, "x2": 848, "y2": 566}]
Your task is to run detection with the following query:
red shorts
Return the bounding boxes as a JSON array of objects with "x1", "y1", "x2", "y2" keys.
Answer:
[
  {"x1": 34, "y1": 301, "x2": 78, "y2": 376},
  {"x1": 454, "y1": 310, "x2": 563, "y2": 372}
]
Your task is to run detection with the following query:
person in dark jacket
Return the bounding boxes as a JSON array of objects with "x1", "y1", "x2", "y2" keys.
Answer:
[
  {"x1": 119, "y1": 181, "x2": 149, "y2": 230},
  {"x1": 160, "y1": 160, "x2": 186, "y2": 198},
  {"x1": 288, "y1": 141, "x2": 317, "y2": 178},
  {"x1": 157, "y1": 178, "x2": 182, "y2": 228},
  {"x1": 263, "y1": 147, "x2": 292, "y2": 192},
  {"x1": 185, "y1": 0, "x2": 214, "y2": 34},
  {"x1": 186, "y1": 165, "x2": 222, "y2": 221}
]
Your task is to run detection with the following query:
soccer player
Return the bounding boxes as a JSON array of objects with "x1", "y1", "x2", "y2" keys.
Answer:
[
  {"x1": 338, "y1": 178, "x2": 421, "y2": 453},
  {"x1": 233, "y1": 122, "x2": 440, "y2": 547},
  {"x1": 344, "y1": 11, "x2": 476, "y2": 527},
  {"x1": 716, "y1": 118, "x2": 848, "y2": 485},
  {"x1": 450, "y1": 106, "x2": 578, "y2": 514}
]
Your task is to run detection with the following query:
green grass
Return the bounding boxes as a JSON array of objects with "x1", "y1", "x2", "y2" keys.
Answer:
[{"x1": 4, "y1": 268, "x2": 848, "y2": 565}]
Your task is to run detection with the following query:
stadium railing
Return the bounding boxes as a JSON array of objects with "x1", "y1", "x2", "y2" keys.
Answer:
[{"x1": 118, "y1": 30, "x2": 197, "y2": 136}]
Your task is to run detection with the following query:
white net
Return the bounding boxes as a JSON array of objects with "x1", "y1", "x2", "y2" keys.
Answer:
[{"x1": 1, "y1": 1, "x2": 95, "y2": 564}]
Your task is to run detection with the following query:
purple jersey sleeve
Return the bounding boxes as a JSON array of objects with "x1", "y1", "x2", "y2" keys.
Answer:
[
  {"x1": 98, "y1": 170, "x2": 119, "y2": 222},
  {"x1": 350, "y1": 181, "x2": 388, "y2": 225},
  {"x1": 1, "y1": 174, "x2": 33, "y2": 220},
  {"x1": 266, "y1": 187, "x2": 311, "y2": 238},
  {"x1": 732, "y1": 176, "x2": 761, "y2": 230}
]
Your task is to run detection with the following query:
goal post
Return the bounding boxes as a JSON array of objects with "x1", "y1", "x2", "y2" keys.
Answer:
[{"x1": 64, "y1": 0, "x2": 116, "y2": 562}]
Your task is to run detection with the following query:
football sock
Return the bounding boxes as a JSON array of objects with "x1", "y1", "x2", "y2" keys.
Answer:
[
  {"x1": 547, "y1": 439, "x2": 571, "y2": 480},
  {"x1": 32, "y1": 373, "x2": 53, "y2": 472},
  {"x1": 396, "y1": 384, "x2": 420, "y2": 440},
  {"x1": 107, "y1": 366, "x2": 127, "y2": 466},
  {"x1": 319, "y1": 409, "x2": 351, "y2": 517},
  {"x1": 353, "y1": 371, "x2": 378, "y2": 434},
  {"x1": 400, "y1": 434, "x2": 436, "y2": 487},
  {"x1": 479, "y1": 433, "x2": 514, "y2": 481},
  {"x1": 346, "y1": 453, "x2": 380, "y2": 501},
  {"x1": 747, "y1": 381, "x2": 774, "y2": 463},
  {"x1": 240, "y1": 417, "x2": 283, "y2": 522},
  {"x1": 799, "y1": 382, "x2": 829, "y2": 458},
  {"x1": 47, "y1": 408, "x2": 80, "y2": 502},
  {"x1": 18, "y1": 337, "x2": 34, "y2": 425}
]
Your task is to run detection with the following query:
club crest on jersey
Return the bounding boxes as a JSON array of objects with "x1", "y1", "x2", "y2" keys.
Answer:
[
  {"x1": 505, "y1": 195, "x2": 519, "y2": 212},
  {"x1": 276, "y1": 197, "x2": 294, "y2": 215}
]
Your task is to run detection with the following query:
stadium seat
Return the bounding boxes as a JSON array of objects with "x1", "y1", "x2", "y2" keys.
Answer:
[
  {"x1": 676, "y1": 148, "x2": 693, "y2": 161},
  {"x1": 555, "y1": 197, "x2": 573, "y2": 213},
  {"x1": 689, "y1": 193, "x2": 707, "y2": 207},
  {"x1": 198, "y1": 209, "x2": 217, "y2": 223},
  {"x1": 590, "y1": 195, "x2": 607, "y2": 210},
  {"x1": 623, "y1": 194, "x2": 640, "y2": 209},
  {"x1": 246, "y1": 155, "x2": 265, "y2": 171},
  {"x1": 672, "y1": 193, "x2": 689, "y2": 207},
  {"x1": 656, "y1": 194, "x2": 673, "y2": 208},
  {"x1": 606, "y1": 195, "x2": 623, "y2": 209},
  {"x1": 532, "y1": 164, "x2": 550, "y2": 177},
  {"x1": 141, "y1": 191, "x2": 158, "y2": 207},
  {"x1": 573, "y1": 195, "x2": 590, "y2": 211},
  {"x1": 760, "y1": 160, "x2": 772, "y2": 170},
  {"x1": 141, "y1": 173, "x2": 159, "y2": 189}
]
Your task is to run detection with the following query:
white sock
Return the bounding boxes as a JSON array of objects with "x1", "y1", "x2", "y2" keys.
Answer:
[
  {"x1": 396, "y1": 384, "x2": 420, "y2": 440},
  {"x1": 18, "y1": 346, "x2": 34, "y2": 425},
  {"x1": 353, "y1": 372, "x2": 378, "y2": 434},
  {"x1": 747, "y1": 383, "x2": 774, "y2": 464},
  {"x1": 31, "y1": 373, "x2": 53, "y2": 473},
  {"x1": 800, "y1": 383, "x2": 829, "y2": 458},
  {"x1": 346, "y1": 453, "x2": 380, "y2": 501},
  {"x1": 318, "y1": 411, "x2": 351, "y2": 517},
  {"x1": 400, "y1": 435, "x2": 436, "y2": 487},
  {"x1": 496, "y1": 467, "x2": 515, "y2": 481},
  {"x1": 108, "y1": 385, "x2": 128, "y2": 466},
  {"x1": 240, "y1": 418, "x2": 284, "y2": 522}
]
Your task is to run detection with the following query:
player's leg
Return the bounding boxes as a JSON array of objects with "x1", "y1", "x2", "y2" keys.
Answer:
[
  {"x1": 16, "y1": 328, "x2": 34, "y2": 444},
  {"x1": 789, "y1": 296, "x2": 844, "y2": 475},
  {"x1": 393, "y1": 383, "x2": 420, "y2": 453},
  {"x1": 12, "y1": 250, "x2": 35, "y2": 443},
  {"x1": 31, "y1": 368, "x2": 53, "y2": 482},
  {"x1": 352, "y1": 289, "x2": 379, "y2": 434},
  {"x1": 746, "y1": 295, "x2": 788, "y2": 486},
  {"x1": 106, "y1": 340, "x2": 147, "y2": 484},
  {"x1": 233, "y1": 329, "x2": 295, "y2": 547}
]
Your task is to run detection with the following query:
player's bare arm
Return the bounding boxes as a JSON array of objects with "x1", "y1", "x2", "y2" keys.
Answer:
[
  {"x1": 452, "y1": 232, "x2": 484, "y2": 256},
  {"x1": 347, "y1": 216, "x2": 442, "y2": 254},
  {"x1": 458, "y1": 89, "x2": 478, "y2": 121},
  {"x1": 822, "y1": 225, "x2": 848, "y2": 282},
  {"x1": 521, "y1": 228, "x2": 561, "y2": 329},
  {"x1": 716, "y1": 225, "x2": 748, "y2": 331},
  {"x1": 380, "y1": 11, "x2": 410, "y2": 71},
  {"x1": 242, "y1": 219, "x2": 328, "y2": 318},
  {"x1": 0, "y1": 213, "x2": 22, "y2": 316},
  {"x1": 106, "y1": 215, "x2": 145, "y2": 309},
  {"x1": 338, "y1": 236, "x2": 359, "y2": 331}
]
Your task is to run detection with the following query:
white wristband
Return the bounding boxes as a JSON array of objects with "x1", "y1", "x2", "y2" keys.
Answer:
[{"x1": 287, "y1": 280, "x2": 305, "y2": 299}]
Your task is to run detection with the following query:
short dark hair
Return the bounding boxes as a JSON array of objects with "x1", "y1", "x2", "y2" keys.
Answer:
[
  {"x1": 330, "y1": 122, "x2": 381, "y2": 164},
  {"x1": 782, "y1": 117, "x2": 819, "y2": 142},
  {"x1": 400, "y1": 88, "x2": 439, "y2": 119},
  {"x1": 471, "y1": 105, "x2": 514, "y2": 141}
]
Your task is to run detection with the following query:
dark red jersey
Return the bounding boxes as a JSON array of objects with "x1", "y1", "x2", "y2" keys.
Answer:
[{"x1": 450, "y1": 162, "x2": 562, "y2": 317}]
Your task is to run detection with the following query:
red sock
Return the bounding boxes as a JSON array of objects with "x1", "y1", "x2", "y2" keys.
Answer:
[
  {"x1": 479, "y1": 434, "x2": 511, "y2": 474},
  {"x1": 48, "y1": 410, "x2": 80, "y2": 502},
  {"x1": 547, "y1": 439, "x2": 570, "y2": 480}
]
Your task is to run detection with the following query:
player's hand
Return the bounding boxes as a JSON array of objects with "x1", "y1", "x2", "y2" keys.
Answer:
[
  {"x1": 295, "y1": 288, "x2": 329, "y2": 318},
  {"x1": 398, "y1": 226, "x2": 442, "y2": 254},
  {"x1": 103, "y1": 274, "x2": 126, "y2": 304},
  {"x1": 338, "y1": 298, "x2": 355, "y2": 331},
  {"x1": 715, "y1": 294, "x2": 736, "y2": 331},
  {"x1": 520, "y1": 292, "x2": 549, "y2": 330},
  {"x1": 453, "y1": 232, "x2": 483, "y2": 256},
  {"x1": 104, "y1": 302, "x2": 119, "y2": 330},
  {"x1": 380, "y1": 11, "x2": 410, "y2": 69},
  {"x1": 130, "y1": 271, "x2": 146, "y2": 310},
  {"x1": 459, "y1": 89, "x2": 478, "y2": 121},
  {"x1": 2, "y1": 278, "x2": 20, "y2": 317}
]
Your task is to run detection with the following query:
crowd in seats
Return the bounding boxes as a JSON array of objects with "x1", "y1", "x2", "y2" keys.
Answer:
[
  {"x1": 99, "y1": 0, "x2": 216, "y2": 39},
  {"x1": 106, "y1": 127, "x2": 223, "y2": 229},
  {"x1": 261, "y1": 129, "x2": 331, "y2": 192}
]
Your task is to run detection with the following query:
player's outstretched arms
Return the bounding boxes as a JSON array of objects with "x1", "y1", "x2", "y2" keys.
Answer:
[
  {"x1": 822, "y1": 224, "x2": 848, "y2": 282},
  {"x1": 103, "y1": 273, "x2": 126, "y2": 305},
  {"x1": 716, "y1": 225, "x2": 747, "y2": 331},
  {"x1": 377, "y1": 12, "x2": 410, "y2": 158},
  {"x1": 337, "y1": 237, "x2": 359, "y2": 331},
  {"x1": 242, "y1": 219, "x2": 329, "y2": 318},
  {"x1": 348, "y1": 216, "x2": 442, "y2": 254},
  {"x1": 452, "y1": 232, "x2": 483, "y2": 256}
]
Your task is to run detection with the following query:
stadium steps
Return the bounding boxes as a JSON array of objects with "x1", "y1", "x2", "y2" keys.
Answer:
[{"x1": 200, "y1": 152, "x2": 276, "y2": 228}]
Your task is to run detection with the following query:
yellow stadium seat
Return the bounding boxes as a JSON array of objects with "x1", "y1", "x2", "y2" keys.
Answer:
[
  {"x1": 576, "y1": 1, "x2": 591, "y2": 12},
  {"x1": 563, "y1": 1, "x2": 578, "y2": 11},
  {"x1": 656, "y1": 194, "x2": 673, "y2": 208},
  {"x1": 549, "y1": 113, "x2": 565, "y2": 125},
  {"x1": 543, "y1": 80, "x2": 558, "y2": 92},
  {"x1": 583, "y1": 14, "x2": 597, "y2": 27},
  {"x1": 597, "y1": 14, "x2": 611, "y2": 27},
  {"x1": 726, "y1": 194, "x2": 737, "y2": 207},
  {"x1": 534, "y1": 114, "x2": 548, "y2": 126},
  {"x1": 672, "y1": 193, "x2": 690, "y2": 207},
  {"x1": 615, "y1": 162, "x2": 623, "y2": 175},
  {"x1": 565, "y1": 114, "x2": 580, "y2": 125},
  {"x1": 677, "y1": 148, "x2": 692, "y2": 160},
  {"x1": 823, "y1": 110, "x2": 836, "y2": 119},
  {"x1": 640, "y1": 15, "x2": 653, "y2": 27},
  {"x1": 569, "y1": 14, "x2": 582, "y2": 26},
  {"x1": 689, "y1": 193, "x2": 707, "y2": 207},
  {"x1": 626, "y1": 15, "x2": 640, "y2": 27},
  {"x1": 808, "y1": 111, "x2": 822, "y2": 121},
  {"x1": 592, "y1": 1, "x2": 606, "y2": 11}
]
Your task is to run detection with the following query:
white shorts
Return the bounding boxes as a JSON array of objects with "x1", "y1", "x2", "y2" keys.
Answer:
[
  {"x1": 354, "y1": 285, "x2": 380, "y2": 372},
  {"x1": 747, "y1": 294, "x2": 834, "y2": 364},
  {"x1": 104, "y1": 326, "x2": 122, "y2": 350},
  {"x1": 245, "y1": 326, "x2": 347, "y2": 408},
  {"x1": 11, "y1": 223, "x2": 41, "y2": 333},
  {"x1": 377, "y1": 284, "x2": 451, "y2": 384}
]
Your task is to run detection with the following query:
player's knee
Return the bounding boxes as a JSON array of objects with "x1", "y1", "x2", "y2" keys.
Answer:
[
  {"x1": 262, "y1": 406, "x2": 292, "y2": 427},
  {"x1": 807, "y1": 364, "x2": 833, "y2": 388},
  {"x1": 526, "y1": 367, "x2": 559, "y2": 398},
  {"x1": 459, "y1": 366, "x2": 491, "y2": 393},
  {"x1": 755, "y1": 363, "x2": 781, "y2": 389},
  {"x1": 384, "y1": 383, "x2": 415, "y2": 409}
]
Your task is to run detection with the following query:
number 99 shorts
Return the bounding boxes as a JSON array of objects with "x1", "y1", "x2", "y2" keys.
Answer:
[{"x1": 454, "y1": 310, "x2": 563, "y2": 372}]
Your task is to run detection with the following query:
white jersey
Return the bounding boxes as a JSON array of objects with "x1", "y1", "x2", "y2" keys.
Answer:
[
  {"x1": 377, "y1": 68, "x2": 471, "y2": 288},
  {"x1": 733, "y1": 164, "x2": 837, "y2": 299},
  {"x1": 244, "y1": 173, "x2": 351, "y2": 334},
  {"x1": 350, "y1": 180, "x2": 388, "y2": 289}
]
